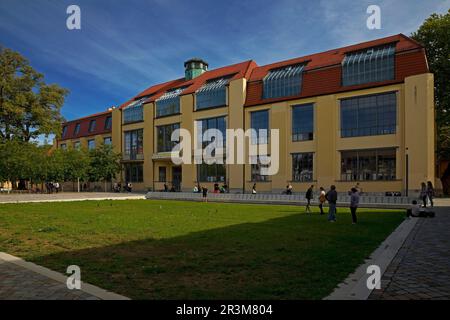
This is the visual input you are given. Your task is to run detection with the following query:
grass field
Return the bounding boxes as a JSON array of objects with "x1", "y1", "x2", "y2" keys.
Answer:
[{"x1": 0, "y1": 200, "x2": 404, "y2": 299}]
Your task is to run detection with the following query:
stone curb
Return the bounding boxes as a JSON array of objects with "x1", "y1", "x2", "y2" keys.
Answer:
[
  {"x1": 324, "y1": 216, "x2": 419, "y2": 300},
  {"x1": 0, "y1": 252, "x2": 130, "y2": 300}
]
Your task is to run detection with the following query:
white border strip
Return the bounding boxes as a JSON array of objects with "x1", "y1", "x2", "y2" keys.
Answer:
[{"x1": 324, "y1": 217, "x2": 419, "y2": 300}]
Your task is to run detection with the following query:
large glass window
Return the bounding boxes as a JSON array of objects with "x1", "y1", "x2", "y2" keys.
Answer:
[
  {"x1": 157, "y1": 123, "x2": 180, "y2": 152},
  {"x1": 62, "y1": 126, "x2": 68, "y2": 138},
  {"x1": 88, "y1": 120, "x2": 96, "y2": 133},
  {"x1": 103, "y1": 137, "x2": 112, "y2": 145},
  {"x1": 195, "y1": 77, "x2": 229, "y2": 110},
  {"x1": 198, "y1": 116, "x2": 226, "y2": 149},
  {"x1": 341, "y1": 148, "x2": 396, "y2": 181},
  {"x1": 292, "y1": 104, "x2": 314, "y2": 141},
  {"x1": 197, "y1": 163, "x2": 226, "y2": 182},
  {"x1": 263, "y1": 64, "x2": 304, "y2": 99},
  {"x1": 155, "y1": 88, "x2": 185, "y2": 117},
  {"x1": 88, "y1": 139, "x2": 95, "y2": 150},
  {"x1": 340, "y1": 92, "x2": 396, "y2": 138},
  {"x1": 292, "y1": 153, "x2": 314, "y2": 182},
  {"x1": 158, "y1": 167, "x2": 167, "y2": 182},
  {"x1": 74, "y1": 123, "x2": 80, "y2": 136},
  {"x1": 124, "y1": 163, "x2": 143, "y2": 183},
  {"x1": 250, "y1": 110, "x2": 269, "y2": 144},
  {"x1": 124, "y1": 129, "x2": 143, "y2": 160},
  {"x1": 104, "y1": 116, "x2": 112, "y2": 130},
  {"x1": 123, "y1": 99, "x2": 145, "y2": 124},
  {"x1": 251, "y1": 156, "x2": 270, "y2": 182},
  {"x1": 342, "y1": 44, "x2": 395, "y2": 86}
]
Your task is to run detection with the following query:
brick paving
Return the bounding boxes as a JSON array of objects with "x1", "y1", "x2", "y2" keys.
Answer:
[
  {"x1": 369, "y1": 206, "x2": 450, "y2": 300},
  {"x1": 0, "y1": 257, "x2": 98, "y2": 300}
]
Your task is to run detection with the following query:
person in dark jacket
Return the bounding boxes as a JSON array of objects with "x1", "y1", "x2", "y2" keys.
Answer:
[
  {"x1": 305, "y1": 185, "x2": 314, "y2": 213},
  {"x1": 420, "y1": 182, "x2": 427, "y2": 207},
  {"x1": 325, "y1": 185, "x2": 338, "y2": 222},
  {"x1": 349, "y1": 187, "x2": 360, "y2": 224}
]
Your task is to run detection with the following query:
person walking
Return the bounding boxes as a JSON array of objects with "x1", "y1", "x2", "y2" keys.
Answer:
[
  {"x1": 252, "y1": 183, "x2": 257, "y2": 194},
  {"x1": 349, "y1": 187, "x2": 360, "y2": 224},
  {"x1": 318, "y1": 187, "x2": 326, "y2": 215},
  {"x1": 305, "y1": 185, "x2": 314, "y2": 213},
  {"x1": 419, "y1": 182, "x2": 427, "y2": 207},
  {"x1": 426, "y1": 181, "x2": 435, "y2": 207},
  {"x1": 325, "y1": 185, "x2": 338, "y2": 222},
  {"x1": 202, "y1": 186, "x2": 208, "y2": 202}
]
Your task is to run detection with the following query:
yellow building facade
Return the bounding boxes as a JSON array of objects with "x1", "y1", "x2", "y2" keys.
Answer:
[{"x1": 58, "y1": 34, "x2": 436, "y2": 195}]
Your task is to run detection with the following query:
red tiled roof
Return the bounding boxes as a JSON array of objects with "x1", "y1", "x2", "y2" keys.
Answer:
[
  {"x1": 118, "y1": 60, "x2": 257, "y2": 108},
  {"x1": 245, "y1": 34, "x2": 428, "y2": 107},
  {"x1": 60, "y1": 110, "x2": 112, "y2": 141}
]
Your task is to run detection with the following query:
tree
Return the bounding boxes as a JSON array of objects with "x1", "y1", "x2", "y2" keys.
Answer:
[
  {"x1": 88, "y1": 144, "x2": 121, "y2": 191},
  {"x1": 0, "y1": 46, "x2": 68, "y2": 142},
  {"x1": 412, "y1": 9, "x2": 450, "y2": 193}
]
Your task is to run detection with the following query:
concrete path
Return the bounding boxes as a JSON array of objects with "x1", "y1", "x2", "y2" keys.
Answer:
[
  {"x1": 0, "y1": 252, "x2": 129, "y2": 300},
  {"x1": 0, "y1": 192, "x2": 145, "y2": 204},
  {"x1": 369, "y1": 206, "x2": 450, "y2": 300}
]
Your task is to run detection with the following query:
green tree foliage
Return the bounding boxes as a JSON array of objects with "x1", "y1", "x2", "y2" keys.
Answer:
[
  {"x1": 88, "y1": 144, "x2": 122, "y2": 183},
  {"x1": 0, "y1": 47, "x2": 68, "y2": 142},
  {"x1": 412, "y1": 9, "x2": 450, "y2": 160}
]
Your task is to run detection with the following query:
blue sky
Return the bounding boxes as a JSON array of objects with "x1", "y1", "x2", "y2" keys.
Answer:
[{"x1": 1, "y1": 0, "x2": 449, "y2": 121}]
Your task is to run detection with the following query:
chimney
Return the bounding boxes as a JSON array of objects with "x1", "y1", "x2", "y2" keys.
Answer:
[{"x1": 184, "y1": 58, "x2": 208, "y2": 80}]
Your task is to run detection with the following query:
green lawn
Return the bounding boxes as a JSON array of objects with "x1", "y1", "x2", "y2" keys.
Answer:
[{"x1": 0, "y1": 200, "x2": 404, "y2": 299}]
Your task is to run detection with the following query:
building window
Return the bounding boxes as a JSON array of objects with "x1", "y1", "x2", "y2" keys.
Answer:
[
  {"x1": 157, "y1": 123, "x2": 180, "y2": 152},
  {"x1": 251, "y1": 156, "x2": 270, "y2": 182},
  {"x1": 155, "y1": 88, "x2": 185, "y2": 117},
  {"x1": 197, "y1": 163, "x2": 226, "y2": 182},
  {"x1": 123, "y1": 98, "x2": 145, "y2": 124},
  {"x1": 74, "y1": 123, "x2": 80, "y2": 136},
  {"x1": 250, "y1": 109, "x2": 269, "y2": 144},
  {"x1": 341, "y1": 148, "x2": 396, "y2": 181},
  {"x1": 158, "y1": 167, "x2": 167, "y2": 182},
  {"x1": 104, "y1": 116, "x2": 112, "y2": 130},
  {"x1": 292, "y1": 153, "x2": 314, "y2": 182},
  {"x1": 292, "y1": 103, "x2": 314, "y2": 141},
  {"x1": 195, "y1": 77, "x2": 229, "y2": 110},
  {"x1": 124, "y1": 129, "x2": 143, "y2": 160},
  {"x1": 88, "y1": 120, "x2": 96, "y2": 133},
  {"x1": 88, "y1": 139, "x2": 95, "y2": 150},
  {"x1": 197, "y1": 116, "x2": 227, "y2": 151},
  {"x1": 62, "y1": 126, "x2": 68, "y2": 138},
  {"x1": 342, "y1": 44, "x2": 395, "y2": 86},
  {"x1": 124, "y1": 163, "x2": 143, "y2": 183},
  {"x1": 60, "y1": 143, "x2": 67, "y2": 150},
  {"x1": 73, "y1": 141, "x2": 81, "y2": 149},
  {"x1": 103, "y1": 137, "x2": 112, "y2": 145},
  {"x1": 340, "y1": 92, "x2": 396, "y2": 138},
  {"x1": 263, "y1": 64, "x2": 304, "y2": 99}
]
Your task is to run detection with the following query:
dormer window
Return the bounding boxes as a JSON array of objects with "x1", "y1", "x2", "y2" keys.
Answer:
[
  {"x1": 88, "y1": 119, "x2": 96, "y2": 132},
  {"x1": 123, "y1": 98, "x2": 146, "y2": 124},
  {"x1": 262, "y1": 64, "x2": 304, "y2": 99},
  {"x1": 342, "y1": 44, "x2": 395, "y2": 86},
  {"x1": 155, "y1": 87, "x2": 186, "y2": 117},
  {"x1": 195, "y1": 76, "x2": 230, "y2": 110}
]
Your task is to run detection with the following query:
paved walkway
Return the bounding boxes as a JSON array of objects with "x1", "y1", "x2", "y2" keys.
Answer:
[
  {"x1": 0, "y1": 192, "x2": 145, "y2": 204},
  {"x1": 0, "y1": 252, "x2": 128, "y2": 300},
  {"x1": 369, "y1": 206, "x2": 450, "y2": 300}
]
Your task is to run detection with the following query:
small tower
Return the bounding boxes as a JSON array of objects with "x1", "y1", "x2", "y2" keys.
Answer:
[{"x1": 184, "y1": 58, "x2": 208, "y2": 80}]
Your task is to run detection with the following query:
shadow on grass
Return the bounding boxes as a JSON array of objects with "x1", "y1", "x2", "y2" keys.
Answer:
[{"x1": 32, "y1": 211, "x2": 403, "y2": 300}]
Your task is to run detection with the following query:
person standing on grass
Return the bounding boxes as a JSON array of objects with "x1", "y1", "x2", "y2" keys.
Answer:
[
  {"x1": 420, "y1": 182, "x2": 427, "y2": 207},
  {"x1": 325, "y1": 185, "x2": 338, "y2": 222},
  {"x1": 305, "y1": 185, "x2": 314, "y2": 213},
  {"x1": 426, "y1": 181, "x2": 435, "y2": 207},
  {"x1": 202, "y1": 186, "x2": 208, "y2": 202},
  {"x1": 349, "y1": 187, "x2": 360, "y2": 224},
  {"x1": 318, "y1": 187, "x2": 326, "y2": 215}
]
